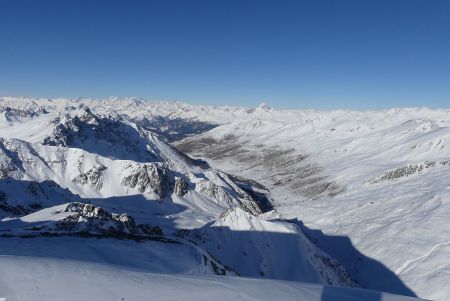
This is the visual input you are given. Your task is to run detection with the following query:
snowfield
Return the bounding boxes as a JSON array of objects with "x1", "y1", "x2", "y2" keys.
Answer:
[
  {"x1": 0, "y1": 250, "x2": 420, "y2": 301},
  {"x1": 175, "y1": 105, "x2": 450, "y2": 301},
  {"x1": 0, "y1": 96, "x2": 436, "y2": 300}
]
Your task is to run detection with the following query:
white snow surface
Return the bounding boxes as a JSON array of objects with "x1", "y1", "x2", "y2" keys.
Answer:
[
  {"x1": 0, "y1": 96, "x2": 431, "y2": 300},
  {"x1": 172, "y1": 103, "x2": 450, "y2": 300},
  {"x1": 0, "y1": 241, "x2": 419, "y2": 301}
]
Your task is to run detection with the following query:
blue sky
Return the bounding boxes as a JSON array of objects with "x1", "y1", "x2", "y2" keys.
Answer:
[{"x1": 1, "y1": 0, "x2": 449, "y2": 109}]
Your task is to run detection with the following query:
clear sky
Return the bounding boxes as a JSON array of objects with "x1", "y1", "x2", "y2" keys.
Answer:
[{"x1": 1, "y1": 0, "x2": 449, "y2": 109}]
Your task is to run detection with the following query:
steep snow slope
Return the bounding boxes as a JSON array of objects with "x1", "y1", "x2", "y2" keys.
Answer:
[
  {"x1": 188, "y1": 207, "x2": 355, "y2": 286},
  {"x1": 175, "y1": 106, "x2": 450, "y2": 300},
  {"x1": 0, "y1": 136, "x2": 350, "y2": 284},
  {"x1": 0, "y1": 106, "x2": 263, "y2": 228}
]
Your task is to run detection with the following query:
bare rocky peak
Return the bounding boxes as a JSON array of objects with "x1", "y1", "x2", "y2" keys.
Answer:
[
  {"x1": 43, "y1": 106, "x2": 160, "y2": 162},
  {"x1": 121, "y1": 163, "x2": 170, "y2": 197},
  {"x1": 0, "y1": 106, "x2": 49, "y2": 121}
]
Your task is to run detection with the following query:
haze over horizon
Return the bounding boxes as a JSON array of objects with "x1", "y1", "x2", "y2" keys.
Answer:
[{"x1": 1, "y1": 0, "x2": 450, "y2": 109}]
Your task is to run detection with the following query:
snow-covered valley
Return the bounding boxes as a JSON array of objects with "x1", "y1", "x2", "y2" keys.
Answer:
[
  {"x1": 0, "y1": 96, "x2": 438, "y2": 300},
  {"x1": 175, "y1": 104, "x2": 450, "y2": 301}
]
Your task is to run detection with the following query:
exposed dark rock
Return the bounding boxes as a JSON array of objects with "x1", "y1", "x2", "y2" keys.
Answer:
[
  {"x1": 371, "y1": 160, "x2": 450, "y2": 183},
  {"x1": 43, "y1": 107, "x2": 157, "y2": 162},
  {"x1": 195, "y1": 178, "x2": 261, "y2": 215},
  {"x1": 53, "y1": 202, "x2": 139, "y2": 234},
  {"x1": 0, "y1": 106, "x2": 48, "y2": 121},
  {"x1": 195, "y1": 179, "x2": 234, "y2": 205},
  {"x1": 122, "y1": 164, "x2": 170, "y2": 197},
  {"x1": 50, "y1": 202, "x2": 163, "y2": 238},
  {"x1": 228, "y1": 174, "x2": 274, "y2": 213},
  {"x1": 72, "y1": 165, "x2": 107, "y2": 190},
  {"x1": 0, "y1": 139, "x2": 24, "y2": 178},
  {"x1": 174, "y1": 176, "x2": 189, "y2": 196},
  {"x1": 139, "y1": 224, "x2": 163, "y2": 236}
]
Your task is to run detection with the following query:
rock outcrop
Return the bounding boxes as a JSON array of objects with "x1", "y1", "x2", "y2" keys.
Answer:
[
  {"x1": 122, "y1": 163, "x2": 170, "y2": 197},
  {"x1": 174, "y1": 176, "x2": 189, "y2": 196},
  {"x1": 50, "y1": 202, "x2": 163, "y2": 237},
  {"x1": 72, "y1": 165, "x2": 107, "y2": 190}
]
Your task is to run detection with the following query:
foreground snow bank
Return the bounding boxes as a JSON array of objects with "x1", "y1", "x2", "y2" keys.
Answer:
[{"x1": 0, "y1": 255, "x2": 422, "y2": 301}]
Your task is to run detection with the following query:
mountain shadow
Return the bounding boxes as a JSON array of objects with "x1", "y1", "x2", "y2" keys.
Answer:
[
  {"x1": 320, "y1": 285, "x2": 383, "y2": 301},
  {"x1": 290, "y1": 219, "x2": 417, "y2": 298},
  {"x1": 0, "y1": 179, "x2": 417, "y2": 300},
  {"x1": 188, "y1": 225, "x2": 355, "y2": 285},
  {"x1": 0, "y1": 178, "x2": 188, "y2": 231},
  {"x1": 186, "y1": 221, "x2": 419, "y2": 301}
]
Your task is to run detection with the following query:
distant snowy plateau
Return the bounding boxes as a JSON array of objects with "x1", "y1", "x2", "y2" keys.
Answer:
[{"x1": 1, "y1": 96, "x2": 448, "y2": 300}]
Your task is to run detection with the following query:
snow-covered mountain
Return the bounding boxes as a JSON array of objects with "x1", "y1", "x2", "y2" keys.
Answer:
[
  {"x1": 175, "y1": 105, "x2": 450, "y2": 301},
  {"x1": 0, "y1": 96, "x2": 428, "y2": 301},
  {"x1": 0, "y1": 98, "x2": 412, "y2": 300}
]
